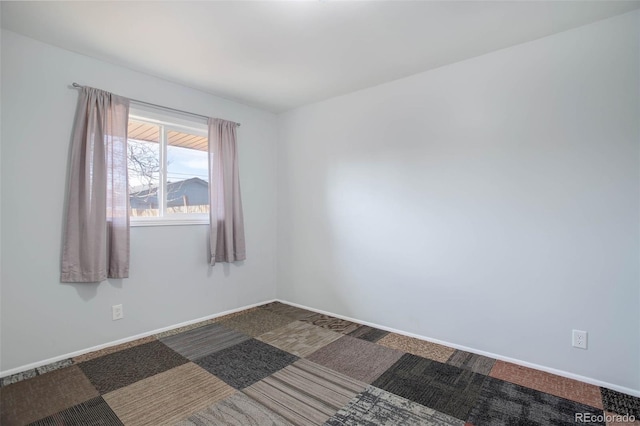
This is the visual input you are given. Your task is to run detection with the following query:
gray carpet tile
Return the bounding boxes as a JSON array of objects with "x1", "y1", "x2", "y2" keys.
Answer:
[
  {"x1": 243, "y1": 359, "x2": 366, "y2": 426},
  {"x1": 176, "y1": 392, "x2": 294, "y2": 426},
  {"x1": 347, "y1": 325, "x2": 389, "y2": 343},
  {"x1": 77, "y1": 340, "x2": 188, "y2": 394},
  {"x1": 371, "y1": 353, "x2": 487, "y2": 421},
  {"x1": 160, "y1": 322, "x2": 250, "y2": 361},
  {"x1": 195, "y1": 338, "x2": 298, "y2": 389},
  {"x1": 306, "y1": 335, "x2": 404, "y2": 383},
  {"x1": 29, "y1": 396, "x2": 123, "y2": 426},
  {"x1": 35, "y1": 359, "x2": 74, "y2": 376},
  {"x1": 325, "y1": 385, "x2": 464, "y2": 426},
  {"x1": 601, "y1": 387, "x2": 640, "y2": 418},
  {"x1": 468, "y1": 376, "x2": 606, "y2": 426},
  {"x1": 259, "y1": 302, "x2": 317, "y2": 321},
  {"x1": 1, "y1": 368, "x2": 37, "y2": 387},
  {"x1": 446, "y1": 350, "x2": 496, "y2": 375}
]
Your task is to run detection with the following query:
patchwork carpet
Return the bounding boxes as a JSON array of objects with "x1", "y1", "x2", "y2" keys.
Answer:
[
  {"x1": 103, "y1": 363, "x2": 234, "y2": 426},
  {"x1": 160, "y1": 322, "x2": 250, "y2": 360},
  {"x1": 306, "y1": 335, "x2": 404, "y2": 383},
  {"x1": 243, "y1": 359, "x2": 366, "y2": 425},
  {"x1": 326, "y1": 385, "x2": 464, "y2": 426},
  {"x1": 256, "y1": 320, "x2": 343, "y2": 357},
  {"x1": 1, "y1": 301, "x2": 638, "y2": 426}
]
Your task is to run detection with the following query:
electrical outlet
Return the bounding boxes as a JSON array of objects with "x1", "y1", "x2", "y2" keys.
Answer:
[
  {"x1": 572, "y1": 329, "x2": 587, "y2": 349},
  {"x1": 112, "y1": 304, "x2": 124, "y2": 321}
]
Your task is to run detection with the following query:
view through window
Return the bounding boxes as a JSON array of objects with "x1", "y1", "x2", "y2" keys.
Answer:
[{"x1": 128, "y1": 109, "x2": 209, "y2": 224}]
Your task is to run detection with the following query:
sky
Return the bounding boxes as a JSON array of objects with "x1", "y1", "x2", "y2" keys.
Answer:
[{"x1": 128, "y1": 140, "x2": 208, "y2": 190}]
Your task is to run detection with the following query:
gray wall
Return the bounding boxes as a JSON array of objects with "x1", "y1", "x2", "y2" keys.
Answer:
[
  {"x1": 0, "y1": 30, "x2": 278, "y2": 372},
  {"x1": 277, "y1": 11, "x2": 640, "y2": 392}
]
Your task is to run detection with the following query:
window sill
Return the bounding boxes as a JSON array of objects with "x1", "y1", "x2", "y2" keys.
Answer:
[{"x1": 131, "y1": 217, "x2": 209, "y2": 227}]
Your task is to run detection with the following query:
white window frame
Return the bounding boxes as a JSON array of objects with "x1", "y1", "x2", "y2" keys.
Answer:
[{"x1": 128, "y1": 105, "x2": 209, "y2": 227}]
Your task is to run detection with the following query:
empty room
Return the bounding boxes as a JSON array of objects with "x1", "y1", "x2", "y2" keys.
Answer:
[{"x1": 1, "y1": 1, "x2": 639, "y2": 425}]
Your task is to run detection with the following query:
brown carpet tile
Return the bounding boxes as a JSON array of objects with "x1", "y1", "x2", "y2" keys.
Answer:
[
  {"x1": 78, "y1": 340, "x2": 188, "y2": 394},
  {"x1": 489, "y1": 360, "x2": 604, "y2": 409},
  {"x1": 256, "y1": 320, "x2": 343, "y2": 357},
  {"x1": 221, "y1": 310, "x2": 295, "y2": 337},
  {"x1": 103, "y1": 363, "x2": 234, "y2": 426},
  {"x1": 1, "y1": 366, "x2": 99, "y2": 425},
  {"x1": 447, "y1": 350, "x2": 496, "y2": 375},
  {"x1": 259, "y1": 301, "x2": 317, "y2": 321},
  {"x1": 243, "y1": 359, "x2": 367, "y2": 425},
  {"x1": 176, "y1": 391, "x2": 293, "y2": 426},
  {"x1": 378, "y1": 333, "x2": 455, "y2": 362},
  {"x1": 306, "y1": 335, "x2": 404, "y2": 383},
  {"x1": 301, "y1": 314, "x2": 362, "y2": 334},
  {"x1": 73, "y1": 336, "x2": 157, "y2": 363}
]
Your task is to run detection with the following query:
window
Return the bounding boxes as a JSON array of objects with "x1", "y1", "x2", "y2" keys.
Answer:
[{"x1": 127, "y1": 106, "x2": 209, "y2": 226}]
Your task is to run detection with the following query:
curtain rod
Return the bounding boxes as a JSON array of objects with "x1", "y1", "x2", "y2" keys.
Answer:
[{"x1": 71, "y1": 83, "x2": 240, "y2": 127}]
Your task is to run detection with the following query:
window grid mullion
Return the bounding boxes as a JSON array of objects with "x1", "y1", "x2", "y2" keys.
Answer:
[{"x1": 159, "y1": 125, "x2": 167, "y2": 217}]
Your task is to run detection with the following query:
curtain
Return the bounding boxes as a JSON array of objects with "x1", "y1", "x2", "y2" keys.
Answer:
[
  {"x1": 61, "y1": 87, "x2": 130, "y2": 282},
  {"x1": 208, "y1": 118, "x2": 246, "y2": 265}
]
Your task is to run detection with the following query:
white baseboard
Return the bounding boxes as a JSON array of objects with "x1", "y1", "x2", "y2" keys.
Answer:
[
  {"x1": 0, "y1": 299, "x2": 276, "y2": 379},
  {"x1": 279, "y1": 299, "x2": 640, "y2": 398}
]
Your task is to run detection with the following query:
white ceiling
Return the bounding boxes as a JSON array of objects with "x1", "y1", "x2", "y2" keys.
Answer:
[{"x1": 2, "y1": 1, "x2": 639, "y2": 112}]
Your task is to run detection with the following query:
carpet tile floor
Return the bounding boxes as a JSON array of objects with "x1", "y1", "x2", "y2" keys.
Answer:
[
  {"x1": 467, "y1": 376, "x2": 606, "y2": 426},
  {"x1": 347, "y1": 325, "x2": 389, "y2": 343},
  {"x1": 195, "y1": 338, "x2": 298, "y2": 389},
  {"x1": 243, "y1": 359, "x2": 366, "y2": 425},
  {"x1": 103, "y1": 363, "x2": 234, "y2": 426},
  {"x1": 160, "y1": 322, "x2": 250, "y2": 361},
  {"x1": 78, "y1": 340, "x2": 189, "y2": 394},
  {"x1": 377, "y1": 333, "x2": 456, "y2": 363},
  {"x1": 489, "y1": 360, "x2": 604, "y2": 409},
  {"x1": 1, "y1": 302, "x2": 638, "y2": 426},
  {"x1": 31, "y1": 397, "x2": 123, "y2": 426},
  {"x1": 306, "y1": 335, "x2": 404, "y2": 383},
  {"x1": 447, "y1": 350, "x2": 496, "y2": 375},
  {"x1": 176, "y1": 392, "x2": 293, "y2": 426},
  {"x1": 220, "y1": 309, "x2": 295, "y2": 337},
  {"x1": 326, "y1": 385, "x2": 464, "y2": 426},
  {"x1": 372, "y1": 353, "x2": 488, "y2": 421},
  {"x1": 256, "y1": 320, "x2": 343, "y2": 357},
  {"x1": 302, "y1": 314, "x2": 362, "y2": 335}
]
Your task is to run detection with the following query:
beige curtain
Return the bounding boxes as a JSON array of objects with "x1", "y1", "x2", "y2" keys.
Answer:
[
  {"x1": 61, "y1": 87, "x2": 130, "y2": 282},
  {"x1": 208, "y1": 118, "x2": 246, "y2": 265}
]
